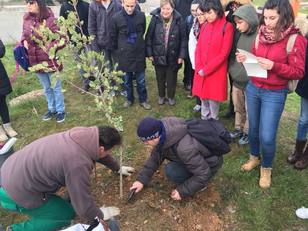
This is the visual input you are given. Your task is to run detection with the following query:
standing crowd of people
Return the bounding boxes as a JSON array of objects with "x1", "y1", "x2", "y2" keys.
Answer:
[{"x1": 0, "y1": 0, "x2": 307, "y2": 230}]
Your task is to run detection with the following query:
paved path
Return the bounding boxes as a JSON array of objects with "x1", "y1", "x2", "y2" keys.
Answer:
[{"x1": 0, "y1": 0, "x2": 159, "y2": 44}]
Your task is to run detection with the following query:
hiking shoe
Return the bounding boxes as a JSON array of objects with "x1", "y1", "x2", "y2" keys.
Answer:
[
  {"x1": 259, "y1": 167, "x2": 272, "y2": 189},
  {"x1": 193, "y1": 104, "x2": 201, "y2": 112},
  {"x1": 123, "y1": 101, "x2": 133, "y2": 108},
  {"x1": 241, "y1": 155, "x2": 260, "y2": 172},
  {"x1": 158, "y1": 97, "x2": 165, "y2": 105},
  {"x1": 42, "y1": 111, "x2": 56, "y2": 121},
  {"x1": 56, "y1": 112, "x2": 65, "y2": 123},
  {"x1": 238, "y1": 133, "x2": 249, "y2": 145},
  {"x1": 168, "y1": 98, "x2": 176, "y2": 106},
  {"x1": 230, "y1": 129, "x2": 243, "y2": 139},
  {"x1": 140, "y1": 102, "x2": 151, "y2": 110}
]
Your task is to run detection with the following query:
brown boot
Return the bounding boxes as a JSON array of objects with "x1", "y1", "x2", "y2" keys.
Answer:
[
  {"x1": 259, "y1": 167, "x2": 272, "y2": 189},
  {"x1": 2, "y1": 123, "x2": 18, "y2": 138},
  {"x1": 241, "y1": 155, "x2": 260, "y2": 172},
  {"x1": 294, "y1": 146, "x2": 308, "y2": 170},
  {"x1": 287, "y1": 139, "x2": 307, "y2": 164}
]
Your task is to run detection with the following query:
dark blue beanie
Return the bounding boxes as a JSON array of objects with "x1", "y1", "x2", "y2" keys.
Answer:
[{"x1": 137, "y1": 117, "x2": 162, "y2": 141}]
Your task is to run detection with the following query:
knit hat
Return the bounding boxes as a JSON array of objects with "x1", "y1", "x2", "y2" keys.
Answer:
[{"x1": 137, "y1": 117, "x2": 163, "y2": 142}]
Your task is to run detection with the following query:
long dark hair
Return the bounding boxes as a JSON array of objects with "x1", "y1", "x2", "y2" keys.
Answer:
[
  {"x1": 27, "y1": 0, "x2": 50, "y2": 22},
  {"x1": 199, "y1": 0, "x2": 224, "y2": 18},
  {"x1": 260, "y1": 0, "x2": 294, "y2": 34}
]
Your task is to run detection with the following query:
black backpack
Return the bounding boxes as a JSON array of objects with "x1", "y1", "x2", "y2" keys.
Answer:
[{"x1": 186, "y1": 119, "x2": 231, "y2": 156}]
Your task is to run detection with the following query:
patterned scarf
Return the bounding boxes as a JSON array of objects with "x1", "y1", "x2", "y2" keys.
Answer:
[
  {"x1": 193, "y1": 18, "x2": 201, "y2": 39},
  {"x1": 162, "y1": 15, "x2": 173, "y2": 50},
  {"x1": 259, "y1": 24, "x2": 298, "y2": 44}
]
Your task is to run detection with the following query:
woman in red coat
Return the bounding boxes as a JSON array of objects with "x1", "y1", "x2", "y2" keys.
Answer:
[{"x1": 192, "y1": 0, "x2": 234, "y2": 120}]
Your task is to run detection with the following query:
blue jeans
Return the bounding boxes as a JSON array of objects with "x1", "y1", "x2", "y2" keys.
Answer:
[
  {"x1": 165, "y1": 162, "x2": 192, "y2": 184},
  {"x1": 124, "y1": 71, "x2": 147, "y2": 103},
  {"x1": 246, "y1": 82, "x2": 288, "y2": 167},
  {"x1": 36, "y1": 73, "x2": 65, "y2": 113},
  {"x1": 296, "y1": 97, "x2": 308, "y2": 140}
]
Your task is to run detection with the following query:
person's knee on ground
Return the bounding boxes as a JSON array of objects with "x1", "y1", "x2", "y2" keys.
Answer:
[{"x1": 164, "y1": 162, "x2": 192, "y2": 184}]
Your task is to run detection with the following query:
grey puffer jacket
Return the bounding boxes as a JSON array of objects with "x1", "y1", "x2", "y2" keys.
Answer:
[{"x1": 137, "y1": 117, "x2": 223, "y2": 198}]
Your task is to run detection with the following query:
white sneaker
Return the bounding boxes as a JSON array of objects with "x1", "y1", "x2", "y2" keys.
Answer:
[
  {"x1": 193, "y1": 104, "x2": 201, "y2": 112},
  {"x1": 296, "y1": 207, "x2": 308, "y2": 219}
]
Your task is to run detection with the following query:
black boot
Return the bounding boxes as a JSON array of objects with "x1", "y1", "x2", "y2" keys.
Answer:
[
  {"x1": 287, "y1": 139, "x2": 307, "y2": 164},
  {"x1": 295, "y1": 145, "x2": 308, "y2": 170}
]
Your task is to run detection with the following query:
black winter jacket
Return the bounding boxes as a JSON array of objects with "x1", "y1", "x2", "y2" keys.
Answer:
[
  {"x1": 145, "y1": 8, "x2": 187, "y2": 68},
  {"x1": 0, "y1": 40, "x2": 12, "y2": 96},
  {"x1": 60, "y1": 0, "x2": 89, "y2": 36},
  {"x1": 175, "y1": 0, "x2": 193, "y2": 19},
  {"x1": 137, "y1": 117, "x2": 223, "y2": 198},
  {"x1": 110, "y1": 9, "x2": 146, "y2": 72},
  {"x1": 296, "y1": 36, "x2": 308, "y2": 100},
  {"x1": 88, "y1": 0, "x2": 122, "y2": 51}
]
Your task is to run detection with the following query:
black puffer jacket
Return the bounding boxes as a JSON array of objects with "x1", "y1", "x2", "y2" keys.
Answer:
[
  {"x1": 88, "y1": 0, "x2": 122, "y2": 51},
  {"x1": 137, "y1": 117, "x2": 223, "y2": 198},
  {"x1": 174, "y1": 0, "x2": 193, "y2": 19},
  {"x1": 60, "y1": 0, "x2": 89, "y2": 36},
  {"x1": 145, "y1": 8, "x2": 186, "y2": 68},
  {"x1": 110, "y1": 9, "x2": 146, "y2": 72},
  {"x1": 0, "y1": 40, "x2": 12, "y2": 96}
]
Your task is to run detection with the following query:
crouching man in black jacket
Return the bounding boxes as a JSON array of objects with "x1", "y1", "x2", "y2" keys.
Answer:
[{"x1": 130, "y1": 117, "x2": 223, "y2": 201}]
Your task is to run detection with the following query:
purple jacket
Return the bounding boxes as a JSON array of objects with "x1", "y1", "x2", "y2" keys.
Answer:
[
  {"x1": 21, "y1": 9, "x2": 63, "y2": 72},
  {"x1": 1, "y1": 127, "x2": 120, "y2": 221}
]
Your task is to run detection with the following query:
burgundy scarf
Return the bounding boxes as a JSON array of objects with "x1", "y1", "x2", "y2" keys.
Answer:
[{"x1": 259, "y1": 24, "x2": 299, "y2": 44}]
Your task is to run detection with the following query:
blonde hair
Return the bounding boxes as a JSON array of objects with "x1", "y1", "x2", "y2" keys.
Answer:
[{"x1": 160, "y1": 0, "x2": 175, "y2": 8}]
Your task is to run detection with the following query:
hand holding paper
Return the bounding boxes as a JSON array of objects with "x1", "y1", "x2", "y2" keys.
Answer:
[
  {"x1": 257, "y1": 57, "x2": 274, "y2": 70},
  {"x1": 237, "y1": 49, "x2": 267, "y2": 78}
]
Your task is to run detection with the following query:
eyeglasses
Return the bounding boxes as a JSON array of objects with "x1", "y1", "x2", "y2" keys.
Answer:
[
  {"x1": 26, "y1": 0, "x2": 36, "y2": 5},
  {"x1": 197, "y1": 13, "x2": 205, "y2": 17}
]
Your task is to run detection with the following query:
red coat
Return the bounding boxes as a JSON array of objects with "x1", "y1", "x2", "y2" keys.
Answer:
[
  {"x1": 21, "y1": 9, "x2": 64, "y2": 72},
  {"x1": 251, "y1": 32, "x2": 307, "y2": 90},
  {"x1": 192, "y1": 17, "x2": 233, "y2": 101}
]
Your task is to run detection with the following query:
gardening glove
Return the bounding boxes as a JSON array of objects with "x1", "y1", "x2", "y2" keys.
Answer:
[
  {"x1": 198, "y1": 69, "x2": 205, "y2": 77},
  {"x1": 100, "y1": 206, "x2": 120, "y2": 221},
  {"x1": 118, "y1": 166, "x2": 135, "y2": 176}
]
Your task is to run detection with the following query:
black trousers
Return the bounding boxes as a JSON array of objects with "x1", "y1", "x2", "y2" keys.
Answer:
[
  {"x1": 183, "y1": 58, "x2": 194, "y2": 87},
  {"x1": 0, "y1": 95, "x2": 10, "y2": 124},
  {"x1": 154, "y1": 65, "x2": 178, "y2": 99}
]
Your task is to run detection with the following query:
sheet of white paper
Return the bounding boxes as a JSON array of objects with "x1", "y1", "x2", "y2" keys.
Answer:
[{"x1": 237, "y1": 49, "x2": 267, "y2": 78}]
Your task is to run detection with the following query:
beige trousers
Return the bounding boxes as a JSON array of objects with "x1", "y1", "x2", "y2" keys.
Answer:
[{"x1": 232, "y1": 85, "x2": 248, "y2": 134}]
